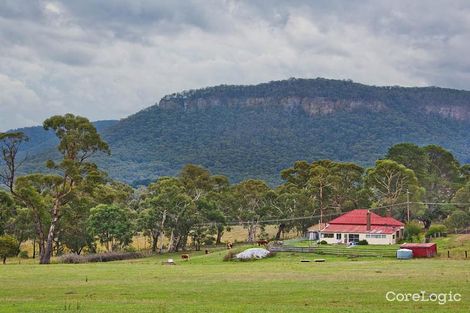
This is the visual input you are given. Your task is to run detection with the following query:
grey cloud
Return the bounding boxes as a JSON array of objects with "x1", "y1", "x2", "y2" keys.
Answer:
[{"x1": 1, "y1": 0, "x2": 470, "y2": 131}]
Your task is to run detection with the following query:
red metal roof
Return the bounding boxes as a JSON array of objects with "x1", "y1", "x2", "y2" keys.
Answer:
[
  {"x1": 328, "y1": 209, "x2": 404, "y2": 227},
  {"x1": 400, "y1": 243, "x2": 436, "y2": 248},
  {"x1": 321, "y1": 224, "x2": 399, "y2": 234}
]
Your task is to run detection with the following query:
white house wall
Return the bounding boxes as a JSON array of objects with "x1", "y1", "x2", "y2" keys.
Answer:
[{"x1": 319, "y1": 233, "x2": 397, "y2": 245}]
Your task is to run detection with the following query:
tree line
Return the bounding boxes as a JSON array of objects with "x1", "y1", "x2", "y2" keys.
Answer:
[{"x1": 1, "y1": 114, "x2": 469, "y2": 264}]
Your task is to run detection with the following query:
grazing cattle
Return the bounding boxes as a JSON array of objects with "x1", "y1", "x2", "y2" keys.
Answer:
[
  {"x1": 257, "y1": 240, "x2": 269, "y2": 246},
  {"x1": 181, "y1": 254, "x2": 190, "y2": 261}
]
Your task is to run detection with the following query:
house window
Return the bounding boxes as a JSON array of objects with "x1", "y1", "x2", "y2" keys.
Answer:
[
  {"x1": 322, "y1": 233, "x2": 334, "y2": 238},
  {"x1": 348, "y1": 234, "x2": 359, "y2": 243},
  {"x1": 336, "y1": 233, "x2": 341, "y2": 240},
  {"x1": 366, "y1": 234, "x2": 386, "y2": 239}
]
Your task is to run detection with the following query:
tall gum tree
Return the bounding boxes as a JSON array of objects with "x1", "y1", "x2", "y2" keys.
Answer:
[
  {"x1": 39, "y1": 114, "x2": 109, "y2": 264},
  {"x1": 365, "y1": 159, "x2": 423, "y2": 219},
  {"x1": 0, "y1": 132, "x2": 29, "y2": 193}
]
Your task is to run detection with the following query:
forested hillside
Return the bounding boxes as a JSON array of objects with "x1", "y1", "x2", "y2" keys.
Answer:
[{"x1": 16, "y1": 78, "x2": 470, "y2": 186}]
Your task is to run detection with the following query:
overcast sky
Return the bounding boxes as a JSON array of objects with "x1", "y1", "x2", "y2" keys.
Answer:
[{"x1": 1, "y1": 0, "x2": 470, "y2": 130}]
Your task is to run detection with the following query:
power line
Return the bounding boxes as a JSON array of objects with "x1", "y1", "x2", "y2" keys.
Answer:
[
  {"x1": 411, "y1": 202, "x2": 470, "y2": 206},
  {"x1": 196, "y1": 201, "x2": 470, "y2": 227},
  {"x1": 197, "y1": 202, "x2": 411, "y2": 227}
]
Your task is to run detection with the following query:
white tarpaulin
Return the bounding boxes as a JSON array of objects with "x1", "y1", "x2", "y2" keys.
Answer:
[{"x1": 236, "y1": 248, "x2": 271, "y2": 260}]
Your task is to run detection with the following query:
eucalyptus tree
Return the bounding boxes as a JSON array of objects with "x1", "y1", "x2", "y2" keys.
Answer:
[
  {"x1": 386, "y1": 143, "x2": 430, "y2": 183},
  {"x1": 415, "y1": 145, "x2": 463, "y2": 228},
  {"x1": 365, "y1": 159, "x2": 423, "y2": 220},
  {"x1": 307, "y1": 161, "x2": 334, "y2": 224},
  {"x1": 140, "y1": 177, "x2": 194, "y2": 252},
  {"x1": 385, "y1": 143, "x2": 466, "y2": 227},
  {"x1": 280, "y1": 160, "x2": 311, "y2": 188},
  {"x1": 13, "y1": 174, "x2": 52, "y2": 259},
  {"x1": 27, "y1": 114, "x2": 110, "y2": 264},
  {"x1": 177, "y1": 165, "x2": 230, "y2": 247},
  {"x1": 202, "y1": 188, "x2": 233, "y2": 245},
  {"x1": 179, "y1": 164, "x2": 214, "y2": 201},
  {"x1": 328, "y1": 162, "x2": 368, "y2": 211},
  {"x1": 232, "y1": 179, "x2": 271, "y2": 243},
  {"x1": 0, "y1": 190, "x2": 14, "y2": 235},
  {"x1": 445, "y1": 210, "x2": 470, "y2": 230},
  {"x1": 453, "y1": 182, "x2": 470, "y2": 210},
  {"x1": 274, "y1": 184, "x2": 318, "y2": 237},
  {"x1": 87, "y1": 204, "x2": 135, "y2": 251},
  {"x1": 0, "y1": 132, "x2": 28, "y2": 193}
]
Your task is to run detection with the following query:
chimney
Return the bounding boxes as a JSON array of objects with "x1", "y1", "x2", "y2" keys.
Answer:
[{"x1": 366, "y1": 210, "x2": 371, "y2": 231}]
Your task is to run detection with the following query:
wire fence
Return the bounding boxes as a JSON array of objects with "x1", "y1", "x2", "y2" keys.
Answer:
[{"x1": 269, "y1": 245, "x2": 398, "y2": 257}]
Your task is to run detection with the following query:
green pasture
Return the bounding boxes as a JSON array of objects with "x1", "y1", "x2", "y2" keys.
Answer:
[{"x1": 1, "y1": 245, "x2": 469, "y2": 313}]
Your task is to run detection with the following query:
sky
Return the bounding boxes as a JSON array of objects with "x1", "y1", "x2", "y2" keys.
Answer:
[{"x1": 1, "y1": 0, "x2": 470, "y2": 131}]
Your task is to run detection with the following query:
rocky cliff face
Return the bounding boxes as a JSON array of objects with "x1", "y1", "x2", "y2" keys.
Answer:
[
  {"x1": 156, "y1": 78, "x2": 470, "y2": 121},
  {"x1": 424, "y1": 105, "x2": 470, "y2": 121},
  {"x1": 158, "y1": 96, "x2": 388, "y2": 116},
  {"x1": 159, "y1": 95, "x2": 470, "y2": 121}
]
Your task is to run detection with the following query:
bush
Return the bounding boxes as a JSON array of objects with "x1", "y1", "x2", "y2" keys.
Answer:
[
  {"x1": 357, "y1": 240, "x2": 368, "y2": 245},
  {"x1": 404, "y1": 222, "x2": 422, "y2": 240},
  {"x1": 223, "y1": 250, "x2": 238, "y2": 262},
  {"x1": 18, "y1": 251, "x2": 29, "y2": 259},
  {"x1": 445, "y1": 210, "x2": 470, "y2": 230},
  {"x1": 266, "y1": 252, "x2": 276, "y2": 258},
  {"x1": 0, "y1": 235, "x2": 19, "y2": 264},
  {"x1": 58, "y1": 252, "x2": 144, "y2": 264},
  {"x1": 426, "y1": 224, "x2": 448, "y2": 237},
  {"x1": 123, "y1": 246, "x2": 137, "y2": 253},
  {"x1": 319, "y1": 240, "x2": 328, "y2": 245},
  {"x1": 203, "y1": 237, "x2": 215, "y2": 246}
]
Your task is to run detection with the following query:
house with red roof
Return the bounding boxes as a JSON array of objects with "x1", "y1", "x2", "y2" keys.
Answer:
[{"x1": 315, "y1": 209, "x2": 404, "y2": 245}]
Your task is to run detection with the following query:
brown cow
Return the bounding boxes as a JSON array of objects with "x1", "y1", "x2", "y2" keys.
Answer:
[
  {"x1": 181, "y1": 254, "x2": 190, "y2": 261},
  {"x1": 257, "y1": 240, "x2": 269, "y2": 246}
]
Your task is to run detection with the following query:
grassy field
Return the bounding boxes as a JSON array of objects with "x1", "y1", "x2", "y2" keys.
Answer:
[
  {"x1": 432, "y1": 234, "x2": 470, "y2": 259},
  {"x1": 1, "y1": 244, "x2": 469, "y2": 313}
]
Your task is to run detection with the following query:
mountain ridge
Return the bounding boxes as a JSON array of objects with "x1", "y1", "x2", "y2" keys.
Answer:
[{"x1": 7, "y1": 78, "x2": 470, "y2": 186}]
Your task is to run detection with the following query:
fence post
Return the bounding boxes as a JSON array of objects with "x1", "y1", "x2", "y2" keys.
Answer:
[
  {"x1": 465, "y1": 251, "x2": 467, "y2": 259},
  {"x1": 447, "y1": 250, "x2": 450, "y2": 258}
]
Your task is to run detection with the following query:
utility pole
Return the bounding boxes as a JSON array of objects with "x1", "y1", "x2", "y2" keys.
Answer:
[{"x1": 406, "y1": 189, "x2": 410, "y2": 223}]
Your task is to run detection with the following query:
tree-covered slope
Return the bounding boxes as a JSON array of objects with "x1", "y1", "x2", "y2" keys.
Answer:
[
  {"x1": 11, "y1": 120, "x2": 118, "y2": 158},
  {"x1": 17, "y1": 78, "x2": 470, "y2": 186}
]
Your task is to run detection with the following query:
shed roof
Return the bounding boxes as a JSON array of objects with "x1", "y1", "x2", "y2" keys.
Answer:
[{"x1": 400, "y1": 243, "x2": 437, "y2": 248}]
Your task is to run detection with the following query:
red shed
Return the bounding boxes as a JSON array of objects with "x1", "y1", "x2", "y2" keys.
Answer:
[{"x1": 400, "y1": 243, "x2": 437, "y2": 258}]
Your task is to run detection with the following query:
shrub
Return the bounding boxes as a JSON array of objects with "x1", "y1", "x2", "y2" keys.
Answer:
[
  {"x1": 203, "y1": 237, "x2": 215, "y2": 246},
  {"x1": 426, "y1": 224, "x2": 448, "y2": 237},
  {"x1": 18, "y1": 251, "x2": 29, "y2": 259},
  {"x1": 445, "y1": 210, "x2": 470, "y2": 230},
  {"x1": 404, "y1": 222, "x2": 422, "y2": 240},
  {"x1": 58, "y1": 252, "x2": 144, "y2": 264},
  {"x1": 266, "y1": 252, "x2": 276, "y2": 258},
  {"x1": 0, "y1": 235, "x2": 19, "y2": 264},
  {"x1": 123, "y1": 246, "x2": 137, "y2": 253},
  {"x1": 319, "y1": 240, "x2": 328, "y2": 245},
  {"x1": 357, "y1": 240, "x2": 368, "y2": 245},
  {"x1": 223, "y1": 250, "x2": 239, "y2": 262}
]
